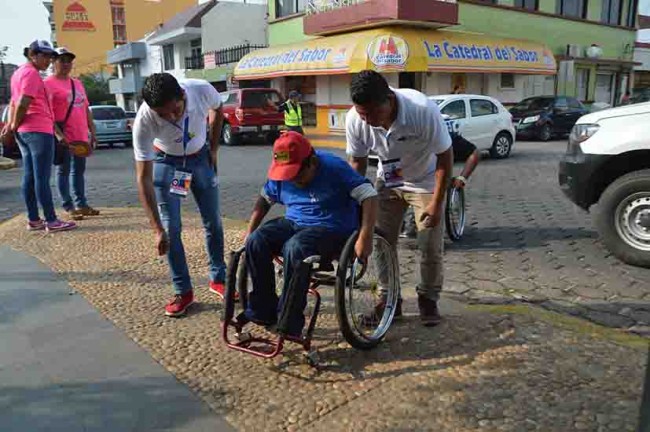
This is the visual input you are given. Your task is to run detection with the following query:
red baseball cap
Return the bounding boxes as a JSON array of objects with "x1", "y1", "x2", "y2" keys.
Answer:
[{"x1": 268, "y1": 131, "x2": 313, "y2": 181}]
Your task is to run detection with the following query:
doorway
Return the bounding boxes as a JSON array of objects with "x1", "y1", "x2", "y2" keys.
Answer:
[{"x1": 399, "y1": 72, "x2": 416, "y2": 89}]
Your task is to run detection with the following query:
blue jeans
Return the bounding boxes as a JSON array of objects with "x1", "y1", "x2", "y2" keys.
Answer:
[
  {"x1": 57, "y1": 147, "x2": 88, "y2": 210},
  {"x1": 245, "y1": 218, "x2": 349, "y2": 335},
  {"x1": 153, "y1": 146, "x2": 226, "y2": 294},
  {"x1": 16, "y1": 132, "x2": 57, "y2": 223}
]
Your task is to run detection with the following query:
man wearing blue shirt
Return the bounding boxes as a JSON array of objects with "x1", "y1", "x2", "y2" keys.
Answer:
[{"x1": 243, "y1": 132, "x2": 378, "y2": 336}]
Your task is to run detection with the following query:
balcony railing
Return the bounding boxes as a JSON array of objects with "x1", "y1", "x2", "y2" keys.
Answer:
[
  {"x1": 185, "y1": 55, "x2": 205, "y2": 70},
  {"x1": 203, "y1": 44, "x2": 267, "y2": 69}
]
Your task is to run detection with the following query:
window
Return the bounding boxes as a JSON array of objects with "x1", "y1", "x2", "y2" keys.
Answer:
[
  {"x1": 470, "y1": 99, "x2": 498, "y2": 117},
  {"x1": 556, "y1": 0, "x2": 586, "y2": 18},
  {"x1": 275, "y1": 0, "x2": 307, "y2": 18},
  {"x1": 554, "y1": 97, "x2": 569, "y2": 111},
  {"x1": 222, "y1": 92, "x2": 240, "y2": 106},
  {"x1": 241, "y1": 90, "x2": 282, "y2": 108},
  {"x1": 601, "y1": 0, "x2": 622, "y2": 25},
  {"x1": 576, "y1": 68, "x2": 589, "y2": 101},
  {"x1": 625, "y1": 0, "x2": 637, "y2": 27},
  {"x1": 190, "y1": 38, "x2": 202, "y2": 59},
  {"x1": 111, "y1": 4, "x2": 126, "y2": 45},
  {"x1": 515, "y1": 0, "x2": 538, "y2": 11},
  {"x1": 568, "y1": 98, "x2": 583, "y2": 109},
  {"x1": 163, "y1": 44, "x2": 175, "y2": 71},
  {"x1": 500, "y1": 73, "x2": 516, "y2": 89},
  {"x1": 441, "y1": 100, "x2": 467, "y2": 120}
]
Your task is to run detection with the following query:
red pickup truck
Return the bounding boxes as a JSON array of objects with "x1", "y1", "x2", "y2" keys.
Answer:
[{"x1": 221, "y1": 88, "x2": 285, "y2": 146}]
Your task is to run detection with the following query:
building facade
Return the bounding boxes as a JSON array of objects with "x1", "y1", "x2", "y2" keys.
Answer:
[
  {"x1": 185, "y1": 1, "x2": 269, "y2": 91},
  {"x1": 234, "y1": 0, "x2": 638, "y2": 136},
  {"x1": 45, "y1": 0, "x2": 197, "y2": 74}
]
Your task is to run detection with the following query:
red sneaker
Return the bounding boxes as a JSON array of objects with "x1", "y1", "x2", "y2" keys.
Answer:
[
  {"x1": 209, "y1": 281, "x2": 238, "y2": 302},
  {"x1": 27, "y1": 220, "x2": 45, "y2": 231},
  {"x1": 164, "y1": 292, "x2": 194, "y2": 317}
]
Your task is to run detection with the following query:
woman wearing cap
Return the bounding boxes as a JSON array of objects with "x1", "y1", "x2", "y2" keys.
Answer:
[
  {"x1": 0, "y1": 40, "x2": 77, "y2": 233},
  {"x1": 45, "y1": 47, "x2": 99, "y2": 220}
]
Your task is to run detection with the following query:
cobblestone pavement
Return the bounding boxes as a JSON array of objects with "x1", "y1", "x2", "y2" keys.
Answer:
[
  {"x1": 1, "y1": 141, "x2": 649, "y2": 331},
  {"x1": 0, "y1": 210, "x2": 645, "y2": 432}
]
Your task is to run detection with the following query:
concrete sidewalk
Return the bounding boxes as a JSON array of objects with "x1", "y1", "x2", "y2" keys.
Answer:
[{"x1": 0, "y1": 245, "x2": 233, "y2": 432}]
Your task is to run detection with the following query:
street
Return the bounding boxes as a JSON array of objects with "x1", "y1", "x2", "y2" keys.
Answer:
[{"x1": 1, "y1": 140, "x2": 649, "y2": 330}]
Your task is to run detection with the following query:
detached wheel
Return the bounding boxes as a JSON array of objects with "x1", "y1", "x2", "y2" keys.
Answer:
[
  {"x1": 538, "y1": 124, "x2": 552, "y2": 142},
  {"x1": 446, "y1": 185, "x2": 466, "y2": 241},
  {"x1": 489, "y1": 132, "x2": 512, "y2": 159},
  {"x1": 222, "y1": 123, "x2": 239, "y2": 146},
  {"x1": 595, "y1": 169, "x2": 650, "y2": 268}
]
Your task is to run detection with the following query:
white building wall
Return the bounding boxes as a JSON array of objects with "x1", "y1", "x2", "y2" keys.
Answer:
[
  {"x1": 634, "y1": 47, "x2": 650, "y2": 71},
  {"x1": 141, "y1": 43, "x2": 163, "y2": 76},
  {"x1": 201, "y1": 2, "x2": 268, "y2": 52}
]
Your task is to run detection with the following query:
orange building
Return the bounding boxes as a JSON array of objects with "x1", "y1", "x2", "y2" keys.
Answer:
[{"x1": 45, "y1": 0, "x2": 197, "y2": 74}]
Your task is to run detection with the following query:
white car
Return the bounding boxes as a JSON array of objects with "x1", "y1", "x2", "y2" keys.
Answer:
[
  {"x1": 559, "y1": 102, "x2": 650, "y2": 268},
  {"x1": 431, "y1": 94, "x2": 516, "y2": 159}
]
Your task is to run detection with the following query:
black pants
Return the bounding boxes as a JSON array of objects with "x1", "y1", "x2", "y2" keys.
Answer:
[{"x1": 287, "y1": 126, "x2": 304, "y2": 135}]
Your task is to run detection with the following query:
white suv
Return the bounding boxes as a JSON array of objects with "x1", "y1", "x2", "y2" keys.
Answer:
[
  {"x1": 431, "y1": 94, "x2": 516, "y2": 159},
  {"x1": 559, "y1": 102, "x2": 650, "y2": 267}
]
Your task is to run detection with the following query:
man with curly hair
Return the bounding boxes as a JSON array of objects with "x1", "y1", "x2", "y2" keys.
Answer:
[{"x1": 132, "y1": 73, "x2": 226, "y2": 317}]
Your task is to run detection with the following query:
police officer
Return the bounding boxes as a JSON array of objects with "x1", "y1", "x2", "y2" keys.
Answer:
[{"x1": 278, "y1": 90, "x2": 304, "y2": 135}]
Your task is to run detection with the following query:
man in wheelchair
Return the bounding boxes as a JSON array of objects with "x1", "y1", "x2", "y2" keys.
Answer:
[{"x1": 241, "y1": 132, "x2": 378, "y2": 337}]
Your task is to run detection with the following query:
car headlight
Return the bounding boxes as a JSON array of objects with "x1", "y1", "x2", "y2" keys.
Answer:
[
  {"x1": 569, "y1": 124, "x2": 600, "y2": 144},
  {"x1": 522, "y1": 115, "x2": 540, "y2": 124},
  {"x1": 567, "y1": 124, "x2": 599, "y2": 154}
]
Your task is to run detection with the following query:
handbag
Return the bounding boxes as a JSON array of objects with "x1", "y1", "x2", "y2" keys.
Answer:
[{"x1": 53, "y1": 79, "x2": 76, "y2": 166}]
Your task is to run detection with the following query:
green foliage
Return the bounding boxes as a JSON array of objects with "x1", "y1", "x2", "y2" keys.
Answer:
[{"x1": 78, "y1": 73, "x2": 115, "y2": 105}]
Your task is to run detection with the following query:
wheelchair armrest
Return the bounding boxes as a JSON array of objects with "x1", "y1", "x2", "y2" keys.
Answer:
[{"x1": 303, "y1": 255, "x2": 322, "y2": 265}]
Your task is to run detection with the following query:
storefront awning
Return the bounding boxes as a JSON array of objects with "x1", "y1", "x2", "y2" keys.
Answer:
[{"x1": 234, "y1": 27, "x2": 557, "y2": 80}]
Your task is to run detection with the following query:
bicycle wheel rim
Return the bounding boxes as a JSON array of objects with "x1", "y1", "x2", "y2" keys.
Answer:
[{"x1": 446, "y1": 187, "x2": 466, "y2": 241}]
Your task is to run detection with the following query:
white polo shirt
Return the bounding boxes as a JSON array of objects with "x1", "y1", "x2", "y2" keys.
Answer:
[
  {"x1": 346, "y1": 88, "x2": 452, "y2": 193},
  {"x1": 132, "y1": 79, "x2": 222, "y2": 162}
]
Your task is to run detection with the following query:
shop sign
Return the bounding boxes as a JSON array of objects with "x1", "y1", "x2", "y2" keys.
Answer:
[
  {"x1": 424, "y1": 40, "x2": 554, "y2": 67},
  {"x1": 367, "y1": 35, "x2": 409, "y2": 69},
  {"x1": 62, "y1": 1, "x2": 96, "y2": 32},
  {"x1": 237, "y1": 47, "x2": 333, "y2": 70},
  {"x1": 306, "y1": 0, "x2": 365, "y2": 15}
]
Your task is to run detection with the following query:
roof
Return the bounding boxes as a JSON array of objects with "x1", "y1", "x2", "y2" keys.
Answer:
[{"x1": 149, "y1": 0, "x2": 217, "y2": 39}]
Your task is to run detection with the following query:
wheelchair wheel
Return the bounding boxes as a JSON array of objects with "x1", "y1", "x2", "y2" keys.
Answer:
[
  {"x1": 335, "y1": 230, "x2": 400, "y2": 350},
  {"x1": 445, "y1": 185, "x2": 466, "y2": 241},
  {"x1": 223, "y1": 249, "x2": 244, "y2": 324}
]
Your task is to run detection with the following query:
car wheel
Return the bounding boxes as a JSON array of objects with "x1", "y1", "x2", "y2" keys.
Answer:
[
  {"x1": 538, "y1": 124, "x2": 552, "y2": 142},
  {"x1": 222, "y1": 123, "x2": 239, "y2": 146},
  {"x1": 108, "y1": 142, "x2": 114, "y2": 149},
  {"x1": 124, "y1": 140, "x2": 133, "y2": 148},
  {"x1": 265, "y1": 130, "x2": 280, "y2": 145},
  {"x1": 489, "y1": 132, "x2": 512, "y2": 159},
  {"x1": 595, "y1": 169, "x2": 650, "y2": 268}
]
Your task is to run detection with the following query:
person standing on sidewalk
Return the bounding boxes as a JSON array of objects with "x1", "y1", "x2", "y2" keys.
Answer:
[
  {"x1": 45, "y1": 47, "x2": 100, "y2": 221},
  {"x1": 278, "y1": 90, "x2": 304, "y2": 135},
  {"x1": 0, "y1": 40, "x2": 76, "y2": 233},
  {"x1": 133, "y1": 73, "x2": 226, "y2": 317},
  {"x1": 346, "y1": 70, "x2": 453, "y2": 326}
]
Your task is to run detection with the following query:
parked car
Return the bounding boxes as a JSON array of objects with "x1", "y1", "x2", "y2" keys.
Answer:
[
  {"x1": 0, "y1": 104, "x2": 18, "y2": 157},
  {"x1": 510, "y1": 96, "x2": 587, "y2": 141},
  {"x1": 220, "y1": 88, "x2": 285, "y2": 146},
  {"x1": 431, "y1": 94, "x2": 516, "y2": 159},
  {"x1": 90, "y1": 105, "x2": 132, "y2": 148},
  {"x1": 559, "y1": 102, "x2": 650, "y2": 268},
  {"x1": 631, "y1": 88, "x2": 650, "y2": 105}
]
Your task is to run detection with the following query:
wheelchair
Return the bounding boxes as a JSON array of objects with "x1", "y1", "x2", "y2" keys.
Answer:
[
  {"x1": 445, "y1": 182, "x2": 466, "y2": 242},
  {"x1": 221, "y1": 229, "x2": 400, "y2": 366}
]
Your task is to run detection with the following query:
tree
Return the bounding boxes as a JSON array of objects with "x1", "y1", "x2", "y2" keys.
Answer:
[{"x1": 78, "y1": 73, "x2": 115, "y2": 105}]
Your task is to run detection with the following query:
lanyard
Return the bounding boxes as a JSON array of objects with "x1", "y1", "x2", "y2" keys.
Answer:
[{"x1": 165, "y1": 115, "x2": 191, "y2": 167}]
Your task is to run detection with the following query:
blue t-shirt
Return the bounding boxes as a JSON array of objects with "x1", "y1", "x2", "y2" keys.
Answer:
[{"x1": 263, "y1": 151, "x2": 370, "y2": 234}]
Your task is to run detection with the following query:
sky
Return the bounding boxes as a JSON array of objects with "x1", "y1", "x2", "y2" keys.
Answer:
[{"x1": 1, "y1": 0, "x2": 650, "y2": 65}]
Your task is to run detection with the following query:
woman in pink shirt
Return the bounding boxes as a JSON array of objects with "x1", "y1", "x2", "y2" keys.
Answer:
[
  {"x1": 45, "y1": 48, "x2": 99, "y2": 219},
  {"x1": 1, "y1": 40, "x2": 76, "y2": 233}
]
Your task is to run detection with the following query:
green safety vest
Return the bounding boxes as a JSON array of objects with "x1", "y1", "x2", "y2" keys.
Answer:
[{"x1": 284, "y1": 101, "x2": 302, "y2": 127}]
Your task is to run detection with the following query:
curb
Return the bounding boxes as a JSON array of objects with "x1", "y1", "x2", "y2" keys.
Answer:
[{"x1": 0, "y1": 157, "x2": 16, "y2": 170}]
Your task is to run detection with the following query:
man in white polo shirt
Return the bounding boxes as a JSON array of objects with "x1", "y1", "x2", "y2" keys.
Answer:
[
  {"x1": 346, "y1": 70, "x2": 453, "y2": 326},
  {"x1": 133, "y1": 73, "x2": 226, "y2": 317}
]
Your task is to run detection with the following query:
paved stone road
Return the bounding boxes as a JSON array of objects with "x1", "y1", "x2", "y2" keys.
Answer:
[{"x1": 1, "y1": 140, "x2": 649, "y2": 330}]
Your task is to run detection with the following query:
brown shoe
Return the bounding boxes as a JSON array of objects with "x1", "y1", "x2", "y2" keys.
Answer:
[
  {"x1": 76, "y1": 206, "x2": 100, "y2": 216},
  {"x1": 360, "y1": 297, "x2": 402, "y2": 327},
  {"x1": 418, "y1": 296, "x2": 441, "y2": 327},
  {"x1": 66, "y1": 210, "x2": 84, "y2": 221}
]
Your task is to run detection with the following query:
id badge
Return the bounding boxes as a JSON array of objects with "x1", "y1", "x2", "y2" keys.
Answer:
[
  {"x1": 381, "y1": 158, "x2": 404, "y2": 188},
  {"x1": 170, "y1": 169, "x2": 193, "y2": 197}
]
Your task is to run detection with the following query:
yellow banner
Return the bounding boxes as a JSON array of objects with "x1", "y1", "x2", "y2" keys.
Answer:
[{"x1": 234, "y1": 28, "x2": 557, "y2": 79}]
